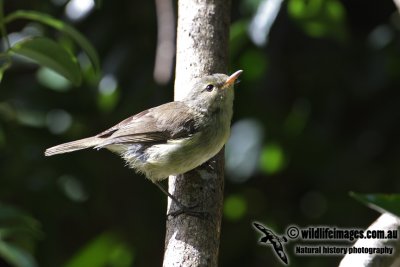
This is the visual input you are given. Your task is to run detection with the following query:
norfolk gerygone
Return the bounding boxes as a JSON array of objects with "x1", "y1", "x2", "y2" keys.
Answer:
[{"x1": 45, "y1": 70, "x2": 242, "y2": 214}]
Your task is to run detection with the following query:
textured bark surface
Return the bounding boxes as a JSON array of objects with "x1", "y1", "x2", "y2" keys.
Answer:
[
  {"x1": 163, "y1": 0, "x2": 230, "y2": 266},
  {"x1": 339, "y1": 213, "x2": 400, "y2": 267}
]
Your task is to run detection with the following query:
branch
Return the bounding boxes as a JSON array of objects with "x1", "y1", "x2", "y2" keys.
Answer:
[
  {"x1": 394, "y1": 0, "x2": 400, "y2": 12},
  {"x1": 153, "y1": 0, "x2": 175, "y2": 84},
  {"x1": 163, "y1": 0, "x2": 230, "y2": 266},
  {"x1": 339, "y1": 213, "x2": 400, "y2": 267}
]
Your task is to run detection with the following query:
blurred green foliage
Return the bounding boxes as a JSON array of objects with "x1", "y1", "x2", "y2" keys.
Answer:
[
  {"x1": 351, "y1": 193, "x2": 400, "y2": 218},
  {"x1": 64, "y1": 232, "x2": 134, "y2": 267},
  {"x1": 11, "y1": 37, "x2": 81, "y2": 86},
  {"x1": 1, "y1": 0, "x2": 400, "y2": 266},
  {"x1": 288, "y1": 0, "x2": 348, "y2": 40},
  {"x1": 1, "y1": 9, "x2": 100, "y2": 84},
  {"x1": 260, "y1": 142, "x2": 285, "y2": 174},
  {"x1": 0, "y1": 204, "x2": 41, "y2": 267},
  {"x1": 224, "y1": 194, "x2": 248, "y2": 221}
]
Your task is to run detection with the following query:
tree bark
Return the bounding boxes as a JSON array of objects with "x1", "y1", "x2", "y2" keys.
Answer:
[
  {"x1": 163, "y1": 0, "x2": 230, "y2": 266},
  {"x1": 339, "y1": 213, "x2": 400, "y2": 267}
]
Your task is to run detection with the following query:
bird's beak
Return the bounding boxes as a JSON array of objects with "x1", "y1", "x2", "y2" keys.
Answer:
[{"x1": 223, "y1": 70, "x2": 243, "y2": 88}]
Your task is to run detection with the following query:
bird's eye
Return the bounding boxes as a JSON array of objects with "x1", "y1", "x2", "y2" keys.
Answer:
[{"x1": 205, "y1": 84, "x2": 214, "y2": 92}]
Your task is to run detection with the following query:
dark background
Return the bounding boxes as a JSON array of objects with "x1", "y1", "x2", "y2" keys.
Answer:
[{"x1": 1, "y1": 0, "x2": 399, "y2": 266}]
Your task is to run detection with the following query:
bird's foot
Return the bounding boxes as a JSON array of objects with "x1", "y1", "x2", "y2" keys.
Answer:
[
  {"x1": 167, "y1": 202, "x2": 209, "y2": 219},
  {"x1": 155, "y1": 182, "x2": 208, "y2": 218},
  {"x1": 199, "y1": 159, "x2": 215, "y2": 172}
]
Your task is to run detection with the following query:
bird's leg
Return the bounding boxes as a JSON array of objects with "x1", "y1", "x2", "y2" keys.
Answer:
[
  {"x1": 199, "y1": 158, "x2": 215, "y2": 172},
  {"x1": 155, "y1": 181, "x2": 207, "y2": 218},
  {"x1": 154, "y1": 181, "x2": 188, "y2": 208}
]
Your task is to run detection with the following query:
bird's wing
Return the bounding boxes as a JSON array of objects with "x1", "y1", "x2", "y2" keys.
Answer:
[{"x1": 95, "y1": 101, "x2": 200, "y2": 147}]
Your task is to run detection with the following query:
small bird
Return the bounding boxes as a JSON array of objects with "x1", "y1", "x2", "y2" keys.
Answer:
[{"x1": 45, "y1": 70, "x2": 242, "y2": 215}]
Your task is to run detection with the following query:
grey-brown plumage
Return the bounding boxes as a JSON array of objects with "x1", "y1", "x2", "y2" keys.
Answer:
[
  {"x1": 45, "y1": 102, "x2": 199, "y2": 156},
  {"x1": 45, "y1": 70, "x2": 242, "y2": 182}
]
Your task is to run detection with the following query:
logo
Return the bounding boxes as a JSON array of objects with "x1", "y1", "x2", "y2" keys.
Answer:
[
  {"x1": 253, "y1": 222, "x2": 398, "y2": 264},
  {"x1": 253, "y1": 222, "x2": 289, "y2": 265}
]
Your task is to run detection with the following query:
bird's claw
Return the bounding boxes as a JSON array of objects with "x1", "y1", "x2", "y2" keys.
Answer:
[
  {"x1": 167, "y1": 203, "x2": 208, "y2": 219},
  {"x1": 199, "y1": 159, "x2": 215, "y2": 172}
]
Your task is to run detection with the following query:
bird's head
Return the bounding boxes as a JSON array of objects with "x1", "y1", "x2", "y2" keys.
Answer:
[{"x1": 184, "y1": 70, "x2": 242, "y2": 113}]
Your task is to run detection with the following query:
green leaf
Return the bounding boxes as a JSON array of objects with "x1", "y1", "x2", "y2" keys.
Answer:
[
  {"x1": 260, "y1": 143, "x2": 286, "y2": 174},
  {"x1": 229, "y1": 20, "x2": 249, "y2": 57},
  {"x1": 64, "y1": 232, "x2": 134, "y2": 267},
  {"x1": 224, "y1": 194, "x2": 247, "y2": 221},
  {"x1": 4, "y1": 10, "x2": 100, "y2": 78},
  {"x1": 36, "y1": 67, "x2": 71, "y2": 92},
  {"x1": 239, "y1": 49, "x2": 267, "y2": 81},
  {"x1": 0, "y1": 204, "x2": 40, "y2": 267},
  {"x1": 287, "y1": 0, "x2": 348, "y2": 41},
  {"x1": 0, "y1": 53, "x2": 12, "y2": 84},
  {"x1": 10, "y1": 37, "x2": 82, "y2": 86},
  {"x1": 350, "y1": 192, "x2": 400, "y2": 219},
  {"x1": 97, "y1": 75, "x2": 120, "y2": 112},
  {"x1": 0, "y1": 0, "x2": 11, "y2": 50},
  {"x1": 0, "y1": 240, "x2": 37, "y2": 267},
  {"x1": 0, "y1": 205, "x2": 41, "y2": 235}
]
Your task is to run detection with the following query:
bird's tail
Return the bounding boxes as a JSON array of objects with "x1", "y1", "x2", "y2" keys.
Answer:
[{"x1": 45, "y1": 136, "x2": 103, "y2": 156}]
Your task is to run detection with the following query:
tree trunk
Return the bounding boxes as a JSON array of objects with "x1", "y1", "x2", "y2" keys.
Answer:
[
  {"x1": 339, "y1": 213, "x2": 400, "y2": 267},
  {"x1": 163, "y1": 0, "x2": 231, "y2": 266}
]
